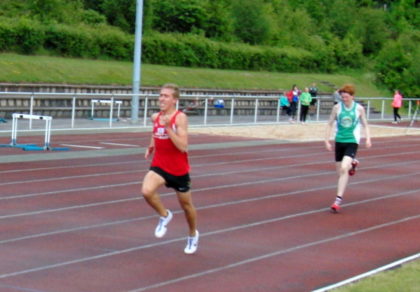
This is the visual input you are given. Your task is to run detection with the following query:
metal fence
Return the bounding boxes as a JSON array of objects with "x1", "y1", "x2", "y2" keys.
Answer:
[{"x1": 0, "y1": 91, "x2": 418, "y2": 132}]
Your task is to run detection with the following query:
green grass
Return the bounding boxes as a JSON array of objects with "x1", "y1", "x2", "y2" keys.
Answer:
[
  {"x1": 334, "y1": 259, "x2": 420, "y2": 292},
  {"x1": 0, "y1": 53, "x2": 391, "y2": 97}
]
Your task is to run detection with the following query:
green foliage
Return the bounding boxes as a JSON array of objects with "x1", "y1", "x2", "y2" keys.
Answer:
[
  {"x1": 350, "y1": 8, "x2": 390, "y2": 55},
  {"x1": 141, "y1": 32, "x2": 333, "y2": 72},
  {"x1": 152, "y1": 0, "x2": 207, "y2": 34},
  {"x1": 0, "y1": 0, "x2": 418, "y2": 95},
  {"x1": 231, "y1": 0, "x2": 273, "y2": 45},
  {"x1": 100, "y1": 0, "x2": 136, "y2": 33},
  {"x1": 375, "y1": 30, "x2": 420, "y2": 97},
  {"x1": 202, "y1": 0, "x2": 234, "y2": 41},
  {"x1": 328, "y1": 35, "x2": 364, "y2": 69}
]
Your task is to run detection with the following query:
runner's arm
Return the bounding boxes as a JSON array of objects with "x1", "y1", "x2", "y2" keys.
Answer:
[
  {"x1": 145, "y1": 113, "x2": 157, "y2": 159},
  {"x1": 325, "y1": 105, "x2": 338, "y2": 151},
  {"x1": 359, "y1": 106, "x2": 372, "y2": 148},
  {"x1": 166, "y1": 112, "x2": 189, "y2": 152}
]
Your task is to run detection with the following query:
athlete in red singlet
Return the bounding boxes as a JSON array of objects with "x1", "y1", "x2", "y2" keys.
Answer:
[{"x1": 141, "y1": 83, "x2": 199, "y2": 254}]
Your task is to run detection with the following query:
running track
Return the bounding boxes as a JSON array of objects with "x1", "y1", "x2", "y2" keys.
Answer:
[{"x1": 0, "y1": 131, "x2": 419, "y2": 292}]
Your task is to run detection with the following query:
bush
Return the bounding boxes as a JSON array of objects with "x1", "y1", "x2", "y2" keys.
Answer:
[
  {"x1": 375, "y1": 31, "x2": 420, "y2": 97},
  {"x1": 142, "y1": 32, "x2": 330, "y2": 73},
  {"x1": 0, "y1": 17, "x2": 45, "y2": 54}
]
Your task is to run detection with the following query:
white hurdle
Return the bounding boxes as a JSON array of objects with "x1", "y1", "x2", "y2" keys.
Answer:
[
  {"x1": 0, "y1": 113, "x2": 68, "y2": 151},
  {"x1": 90, "y1": 98, "x2": 122, "y2": 127}
]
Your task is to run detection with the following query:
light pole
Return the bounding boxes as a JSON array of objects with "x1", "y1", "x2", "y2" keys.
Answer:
[{"x1": 131, "y1": 0, "x2": 144, "y2": 123}]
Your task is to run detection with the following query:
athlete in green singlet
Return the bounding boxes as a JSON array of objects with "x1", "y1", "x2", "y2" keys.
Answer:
[{"x1": 325, "y1": 84, "x2": 372, "y2": 213}]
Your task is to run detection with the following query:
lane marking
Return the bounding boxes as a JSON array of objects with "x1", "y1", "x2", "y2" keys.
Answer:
[
  {"x1": 1, "y1": 177, "x2": 418, "y2": 244},
  {"x1": 0, "y1": 155, "x2": 419, "y2": 200},
  {"x1": 0, "y1": 199, "x2": 418, "y2": 281},
  {"x1": 0, "y1": 142, "x2": 418, "y2": 175},
  {"x1": 60, "y1": 144, "x2": 104, "y2": 149},
  {"x1": 1, "y1": 169, "x2": 419, "y2": 220},
  {"x1": 128, "y1": 215, "x2": 420, "y2": 292},
  {"x1": 312, "y1": 253, "x2": 420, "y2": 292},
  {"x1": 99, "y1": 142, "x2": 138, "y2": 147}
]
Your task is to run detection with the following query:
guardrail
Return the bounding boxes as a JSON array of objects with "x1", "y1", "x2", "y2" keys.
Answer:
[{"x1": 0, "y1": 92, "x2": 418, "y2": 131}]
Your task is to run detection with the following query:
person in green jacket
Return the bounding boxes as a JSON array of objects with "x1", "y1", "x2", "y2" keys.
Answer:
[{"x1": 299, "y1": 87, "x2": 312, "y2": 124}]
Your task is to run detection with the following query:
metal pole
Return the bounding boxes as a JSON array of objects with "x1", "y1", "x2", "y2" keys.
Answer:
[
  {"x1": 143, "y1": 97, "x2": 148, "y2": 127},
  {"x1": 29, "y1": 94, "x2": 34, "y2": 129},
  {"x1": 316, "y1": 99, "x2": 320, "y2": 121},
  {"x1": 230, "y1": 98, "x2": 235, "y2": 124},
  {"x1": 204, "y1": 98, "x2": 208, "y2": 125},
  {"x1": 254, "y1": 99, "x2": 258, "y2": 123},
  {"x1": 71, "y1": 96, "x2": 76, "y2": 128},
  {"x1": 109, "y1": 97, "x2": 114, "y2": 128},
  {"x1": 381, "y1": 100, "x2": 385, "y2": 120},
  {"x1": 131, "y1": 0, "x2": 144, "y2": 124}
]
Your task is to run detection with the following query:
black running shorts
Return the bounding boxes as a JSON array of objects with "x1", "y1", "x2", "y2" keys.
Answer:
[
  {"x1": 335, "y1": 142, "x2": 358, "y2": 162},
  {"x1": 150, "y1": 166, "x2": 191, "y2": 193}
]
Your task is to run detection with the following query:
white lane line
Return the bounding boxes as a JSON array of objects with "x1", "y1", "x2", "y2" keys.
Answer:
[
  {"x1": 312, "y1": 253, "x2": 420, "y2": 292},
  {"x1": 1, "y1": 158, "x2": 418, "y2": 202},
  {"x1": 99, "y1": 142, "x2": 138, "y2": 147},
  {"x1": 0, "y1": 143, "x2": 418, "y2": 175},
  {"x1": 60, "y1": 144, "x2": 104, "y2": 149},
  {"x1": 0, "y1": 165, "x2": 419, "y2": 220},
  {"x1": 128, "y1": 215, "x2": 420, "y2": 292},
  {"x1": 0, "y1": 201, "x2": 418, "y2": 281},
  {"x1": 1, "y1": 178, "x2": 418, "y2": 245}
]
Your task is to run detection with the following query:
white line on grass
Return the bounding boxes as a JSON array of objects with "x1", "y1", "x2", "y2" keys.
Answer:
[{"x1": 312, "y1": 253, "x2": 420, "y2": 292}]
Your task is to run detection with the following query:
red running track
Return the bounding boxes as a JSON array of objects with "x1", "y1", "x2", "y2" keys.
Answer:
[{"x1": 0, "y1": 131, "x2": 419, "y2": 292}]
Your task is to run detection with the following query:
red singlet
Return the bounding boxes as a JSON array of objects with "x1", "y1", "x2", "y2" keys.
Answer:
[{"x1": 151, "y1": 111, "x2": 190, "y2": 176}]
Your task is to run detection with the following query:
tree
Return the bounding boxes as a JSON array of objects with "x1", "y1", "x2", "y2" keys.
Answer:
[
  {"x1": 100, "y1": 0, "x2": 136, "y2": 33},
  {"x1": 351, "y1": 8, "x2": 389, "y2": 55},
  {"x1": 375, "y1": 31, "x2": 420, "y2": 96},
  {"x1": 231, "y1": 0, "x2": 273, "y2": 45},
  {"x1": 152, "y1": 0, "x2": 207, "y2": 34}
]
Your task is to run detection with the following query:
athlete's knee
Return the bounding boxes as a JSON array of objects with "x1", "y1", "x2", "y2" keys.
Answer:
[
  {"x1": 141, "y1": 184, "x2": 156, "y2": 198},
  {"x1": 339, "y1": 164, "x2": 350, "y2": 175}
]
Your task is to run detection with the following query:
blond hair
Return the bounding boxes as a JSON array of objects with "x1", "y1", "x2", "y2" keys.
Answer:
[{"x1": 161, "y1": 83, "x2": 180, "y2": 99}]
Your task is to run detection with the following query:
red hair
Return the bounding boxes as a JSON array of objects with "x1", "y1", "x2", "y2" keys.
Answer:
[{"x1": 338, "y1": 84, "x2": 355, "y2": 96}]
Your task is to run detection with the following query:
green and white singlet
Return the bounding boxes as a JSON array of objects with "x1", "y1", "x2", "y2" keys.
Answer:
[{"x1": 335, "y1": 101, "x2": 362, "y2": 144}]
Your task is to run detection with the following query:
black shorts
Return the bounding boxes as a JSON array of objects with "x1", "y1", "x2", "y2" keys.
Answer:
[
  {"x1": 335, "y1": 142, "x2": 358, "y2": 162},
  {"x1": 150, "y1": 166, "x2": 191, "y2": 193}
]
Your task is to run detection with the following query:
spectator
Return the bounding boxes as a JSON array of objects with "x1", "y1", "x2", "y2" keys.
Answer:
[
  {"x1": 333, "y1": 89, "x2": 342, "y2": 104},
  {"x1": 214, "y1": 99, "x2": 225, "y2": 108},
  {"x1": 299, "y1": 87, "x2": 312, "y2": 124},
  {"x1": 279, "y1": 91, "x2": 290, "y2": 118},
  {"x1": 309, "y1": 82, "x2": 318, "y2": 103},
  {"x1": 287, "y1": 84, "x2": 300, "y2": 122},
  {"x1": 391, "y1": 90, "x2": 403, "y2": 124},
  {"x1": 308, "y1": 83, "x2": 318, "y2": 119}
]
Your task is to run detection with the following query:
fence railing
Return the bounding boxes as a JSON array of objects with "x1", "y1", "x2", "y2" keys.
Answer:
[{"x1": 0, "y1": 92, "x2": 418, "y2": 131}]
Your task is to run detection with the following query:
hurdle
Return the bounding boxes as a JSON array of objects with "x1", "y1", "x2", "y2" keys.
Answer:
[
  {"x1": 0, "y1": 113, "x2": 69, "y2": 151},
  {"x1": 90, "y1": 98, "x2": 122, "y2": 127}
]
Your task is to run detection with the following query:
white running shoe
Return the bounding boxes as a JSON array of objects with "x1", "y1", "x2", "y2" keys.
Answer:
[
  {"x1": 184, "y1": 230, "x2": 199, "y2": 254},
  {"x1": 154, "y1": 209, "x2": 173, "y2": 238}
]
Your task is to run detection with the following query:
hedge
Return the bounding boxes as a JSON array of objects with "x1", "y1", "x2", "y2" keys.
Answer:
[{"x1": 0, "y1": 17, "x2": 337, "y2": 72}]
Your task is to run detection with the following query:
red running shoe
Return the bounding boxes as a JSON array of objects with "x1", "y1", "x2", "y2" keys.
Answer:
[
  {"x1": 330, "y1": 202, "x2": 341, "y2": 213},
  {"x1": 349, "y1": 159, "x2": 359, "y2": 176}
]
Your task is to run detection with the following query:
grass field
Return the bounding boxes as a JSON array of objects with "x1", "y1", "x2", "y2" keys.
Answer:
[
  {"x1": 0, "y1": 53, "x2": 390, "y2": 97},
  {"x1": 334, "y1": 259, "x2": 420, "y2": 292}
]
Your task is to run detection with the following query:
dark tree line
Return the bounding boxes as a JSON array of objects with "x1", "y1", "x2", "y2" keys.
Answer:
[{"x1": 0, "y1": 0, "x2": 418, "y2": 95}]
